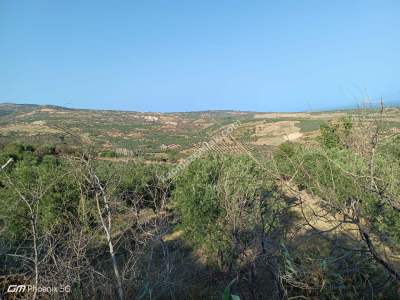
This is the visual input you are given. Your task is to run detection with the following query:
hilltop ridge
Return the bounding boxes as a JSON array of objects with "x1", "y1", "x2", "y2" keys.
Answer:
[{"x1": 1, "y1": 103, "x2": 399, "y2": 162}]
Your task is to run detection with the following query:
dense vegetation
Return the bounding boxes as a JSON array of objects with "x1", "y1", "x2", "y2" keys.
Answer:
[{"x1": 1, "y1": 109, "x2": 400, "y2": 299}]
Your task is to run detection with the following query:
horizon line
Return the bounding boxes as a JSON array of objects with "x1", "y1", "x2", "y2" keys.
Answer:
[{"x1": 1, "y1": 100, "x2": 400, "y2": 115}]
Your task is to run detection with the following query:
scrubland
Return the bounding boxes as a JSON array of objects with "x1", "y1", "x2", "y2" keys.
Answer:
[{"x1": 1, "y1": 103, "x2": 400, "y2": 299}]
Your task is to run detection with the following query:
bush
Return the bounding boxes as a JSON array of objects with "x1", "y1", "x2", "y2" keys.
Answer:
[
  {"x1": 173, "y1": 154, "x2": 282, "y2": 268},
  {"x1": 0, "y1": 144, "x2": 80, "y2": 239},
  {"x1": 99, "y1": 150, "x2": 120, "y2": 158},
  {"x1": 318, "y1": 117, "x2": 353, "y2": 149}
]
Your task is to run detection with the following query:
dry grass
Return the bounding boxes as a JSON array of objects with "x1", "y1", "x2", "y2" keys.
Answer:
[
  {"x1": 0, "y1": 123, "x2": 61, "y2": 135},
  {"x1": 254, "y1": 112, "x2": 347, "y2": 119},
  {"x1": 251, "y1": 121, "x2": 303, "y2": 146}
]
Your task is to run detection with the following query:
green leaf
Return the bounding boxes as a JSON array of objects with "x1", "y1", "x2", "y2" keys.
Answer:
[{"x1": 223, "y1": 278, "x2": 237, "y2": 300}]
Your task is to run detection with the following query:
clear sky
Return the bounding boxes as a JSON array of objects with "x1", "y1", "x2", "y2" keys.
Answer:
[{"x1": 1, "y1": 1, "x2": 399, "y2": 112}]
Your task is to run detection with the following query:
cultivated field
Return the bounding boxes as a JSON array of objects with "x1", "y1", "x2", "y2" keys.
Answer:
[{"x1": 3, "y1": 103, "x2": 398, "y2": 161}]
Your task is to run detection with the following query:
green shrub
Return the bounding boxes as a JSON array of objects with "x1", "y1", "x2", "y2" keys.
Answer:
[
  {"x1": 99, "y1": 150, "x2": 120, "y2": 158},
  {"x1": 318, "y1": 117, "x2": 353, "y2": 149},
  {"x1": 0, "y1": 144, "x2": 80, "y2": 239},
  {"x1": 173, "y1": 154, "x2": 281, "y2": 267}
]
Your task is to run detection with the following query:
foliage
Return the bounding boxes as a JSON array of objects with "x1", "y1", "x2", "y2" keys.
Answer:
[
  {"x1": 1, "y1": 108, "x2": 400, "y2": 298},
  {"x1": 99, "y1": 150, "x2": 121, "y2": 158},
  {"x1": 281, "y1": 240, "x2": 398, "y2": 299},
  {"x1": 0, "y1": 144, "x2": 80, "y2": 239},
  {"x1": 173, "y1": 154, "x2": 281, "y2": 267},
  {"x1": 223, "y1": 278, "x2": 240, "y2": 300},
  {"x1": 275, "y1": 118, "x2": 400, "y2": 296},
  {"x1": 296, "y1": 119, "x2": 325, "y2": 132},
  {"x1": 318, "y1": 117, "x2": 353, "y2": 149}
]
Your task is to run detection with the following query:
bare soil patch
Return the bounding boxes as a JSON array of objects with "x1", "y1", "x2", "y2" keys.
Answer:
[
  {"x1": 254, "y1": 112, "x2": 346, "y2": 120},
  {"x1": 251, "y1": 121, "x2": 303, "y2": 146}
]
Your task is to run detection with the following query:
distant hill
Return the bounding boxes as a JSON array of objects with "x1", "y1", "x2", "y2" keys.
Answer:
[{"x1": 1, "y1": 103, "x2": 399, "y2": 161}]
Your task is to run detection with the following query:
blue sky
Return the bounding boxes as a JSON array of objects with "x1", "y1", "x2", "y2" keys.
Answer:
[{"x1": 0, "y1": 0, "x2": 399, "y2": 112}]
